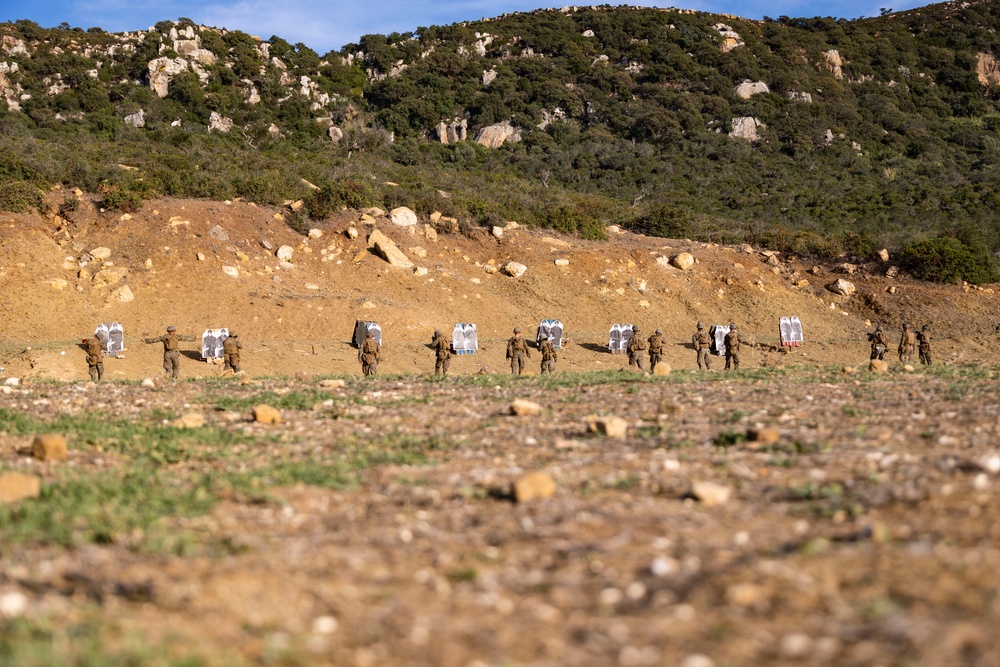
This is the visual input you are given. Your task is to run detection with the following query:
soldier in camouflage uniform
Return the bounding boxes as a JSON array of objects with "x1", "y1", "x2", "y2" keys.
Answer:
[
  {"x1": 647, "y1": 328, "x2": 664, "y2": 370},
  {"x1": 627, "y1": 325, "x2": 648, "y2": 371},
  {"x1": 917, "y1": 324, "x2": 932, "y2": 365},
  {"x1": 223, "y1": 332, "x2": 242, "y2": 373},
  {"x1": 506, "y1": 327, "x2": 531, "y2": 375},
  {"x1": 432, "y1": 329, "x2": 452, "y2": 376},
  {"x1": 144, "y1": 325, "x2": 196, "y2": 379},
  {"x1": 898, "y1": 323, "x2": 916, "y2": 363},
  {"x1": 693, "y1": 321, "x2": 712, "y2": 371},
  {"x1": 868, "y1": 325, "x2": 888, "y2": 361},
  {"x1": 359, "y1": 330, "x2": 380, "y2": 376},
  {"x1": 86, "y1": 331, "x2": 105, "y2": 382},
  {"x1": 724, "y1": 324, "x2": 741, "y2": 371},
  {"x1": 539, "y1": 335, "x2": 557, "y2": 374}
]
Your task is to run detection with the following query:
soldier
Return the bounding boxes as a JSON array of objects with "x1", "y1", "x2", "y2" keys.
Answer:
[
  {"x1": 868, "y1": 325, "x2": 888, "y2": 360},
  {"x1": 506, "y1": 327, "x2": 531, "y2": 375},
  {"x1": 359, "y1": 330, "x2": 380, "y2": 376},
  {"x1": 432, "y1": 329, "x2": 452, "y2": 376},
  {"x1": 917, "y1": 324, "x2": 932, "y2": 365},
  {"x1": 724, "y1": 324, "x2": 741, "y2": 371},
  {"x1": 647, "y1": 328, "x2": 664, "y2": 370},
  {"x1": 539, "y1": 335, "x2": 557, "y2": 374},
  {"x1": 693, "y1": 321, "x2": 712, "y2": 371},
  {"x1": 223, "y1": 331, "x2": 242, "y2": 373},
  {"x1": 144, "y1": 325, "x2": 196, "y2": 379},
  {"x1": 86, "y1": 330, "x2": 105, "y2": 382},
  {"x1": 627, "y1": 325, "x2": 648, "y2": 371},
  {"x1": 898, "y1": 323, "x2": 916, "y2": 363}
]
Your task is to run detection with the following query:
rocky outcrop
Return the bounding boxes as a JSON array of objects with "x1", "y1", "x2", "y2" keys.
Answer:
[
  {"x1": 208, "y1": 111, "x2": 233, "y2": 133},
  {"x1": 124, "y1": 109, "x2": 145, "y2": 128},
  {"x1": 978, "y1": 52, "x2": 1000, "y2": 86},
  {"x1": 147, "y1": 57, "x2": 188, "y2": 98},
  {"x1": 825, "y1": 50, "x2": 844, "y2": 80},
  {"x1": 368, "y1": 229, "x2": 414, "y2": 269},
  {"x1": 475, "y1": 120, "x2": 521, "y2": 148},
  {"x1": 788, "y1": 91, "x2": 813, "y2": 103},
  {"x1": 734, "y1": 80, "x2": 769, "y2": 99},
  {"x1": 482, "y1": 69, "x2": 498, "y2": 86},
  {"x1": 435, "y1": 118, "x2": 468, "y2": 144},
  {"x1": 730, "y1": 117, "x2": 765, "y2": 141},
  {"x1": 827, "y1": 278, "x2": 856, "y2": 296},
  {"x1": 714, "y1": 24, "x2": 744, "y2": 52},
  {"x1": 390, "y1": 207, "x2": 418, "y2": 227},
  {"x1": 328, "y1": 126, "x2": 343, "y2": 143}
]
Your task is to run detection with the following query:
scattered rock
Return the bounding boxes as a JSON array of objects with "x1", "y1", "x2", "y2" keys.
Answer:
[
  {"x1": 109, "y1": 284, "x2": 135, "y2": 303},
  {"x1": 842, "y1": 366, "x2": 856, "y2": 375},
  {"x1": 780, "y1": 633, "x2": 814, "y2": 659},
  {"x1": 886, "y1": 265, "x2": 900, "y2": 278},
  {"x1": 0, "y1": 472, "x2": 41, "y2": 503},
  {"x1": 389, "y1": 207, "x2": 418, "y2": 227},
  {"x1": 512, "y1": 471, "x2": 556, "y2": 502},
  {"x1": 208, "y1": 225, "x2": 229, "y2": 241},
  {"x1": 222, "y1": 266, "x2": 239, "y2": 277},
  {"x1": 502, "y1": 261, "x2": 527, "y2": 278},
  {"x1": 319, "y1": 379, "x2": 346, "y2": 389},
  {"x1": 726, "y1": 582, "x2": 767, "y2": 608},
  {"x1": 877, "y1": 248, "x2": 890, "y2": 262},
  {"x1": 554, "y1": 258, "x2": 570, "y2": 266},
  {"x1": 4, "y1": 378, "x2": 19, "y2": 387},
  {"x1": 475, "y1": 120, "x2": 522, "y2": 148},
  {"x1": 587, "y1": 415, "x2": 628, "y2": 439},
  {"x1": 49, "y1": 279, "x2": 69, "y2": 290},
  {"x1": 492, "y1": 226, "x2": 504, "y2": 238},
  {"x1": 307, "y1": 228, "x2": 322, "y2": 239},
  {"x1": 671, "y1": 252, "x2": 695, "y2": 271},
  {"x1": 259, "y1": 239, "x2": 274, "y2": 251},
  {"x1": 903, "y1": 364, "x2": 915, "y2": 372},
  {"x1": 413, "y1": 266, "x2": 428, "y2": 277},
  {"x1": 679, "y1": 655, "x2": 715, "y2": 667},
  {"x1": 869, "y1": 359, "x2": 889, "y2": 374},
  {"x1": 730, "y1": 116, "x2": 765, "y2": 141},
  {"x1": 141, "y1": 378, "x2": 156, "y2": 388},
  {"x1": 652, "y1": 362, "x2": 671, "y2": 376},
  {"x1": 834, "y1": 263, "x2": 858, "y2": 274},
  {"x1": 276, "y1": 246, "x2": 294, "y2": 262},
  {"x1": 90, "y1": 247, "x2": 112, "y2": 260},
  {"x1": 346, "y1": 227, "x2": 359, "y2": 239},
  {"x1": 253, "y1": 404, "x2": 282, "y2": 424},
  {"x1": 368, "y1": 229, "x2": 414, "y2": 269},
  {"x1": 408, "y1": 246, "x2": 427, "y2": 259},
  {"x1": 0, "y1": 591, "x2": 28, "y2": 618},
  {"x1": 32, "y1": 434, "x2": 68, "y2": 461},
  {"x1": 510, "y1": 399, "x2": 542, "y2": 416},
  {"x1": 688, "y1": 481, "x2": 732, "y2": 507},
  {"x1": 172, "y1": 412, "x2": 205, "y2": 429},
  {"x1": 747, "y1": 427, "x2": 780, "y2": 445},
  {"x1": 826, "y1": 278, "x2": 856, "y2": 296}
]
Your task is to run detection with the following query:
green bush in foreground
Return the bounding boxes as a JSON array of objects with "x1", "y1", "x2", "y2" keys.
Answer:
[{"x1": 898, "y1": 237, "x2": 998, "y2": 285}]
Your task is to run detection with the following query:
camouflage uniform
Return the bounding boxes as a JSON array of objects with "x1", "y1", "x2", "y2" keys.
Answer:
[
  {"x1": 627, "y1": 326, "x2": 648, "y2": 371},
  {"x1": 868, "y1": 327, "x2": 888, "y2": 361},
  {"x1": 223, "y1": 333, "x2": 242, "y2": 372},
  {"x1": 647, "y1": 329, "x2": 664, "y2": 369},
  {"x1": 86, "y1": 335, "x2": 104, "y2": 382},
  {"x1": 144, "y1": 326, "x2": 195, "y2": 378},
  {"x1": 917, "y1": 325, "x2": 932, "y2": 365},
  {"x1": 359, "y1": 332, "x2": 380, "y2": 377},
  {"x1": 898, "y1": 324, "x2": 915, "y2": 363},
  {"x1": 724, "y1": 325, "x2": 741, "y2": 371},
  {"x1": 693, "y1": 322, "x2": 712, "y2": 370},
  {"x1": 432, "y1": 330, "x2": 452, "y2": 376},
  {"x1": 539, "y1": 337, "x2": 557, "y2": 374},
  {"x1": 506, "y1": 328, "x2": 531, "y2": 375}
]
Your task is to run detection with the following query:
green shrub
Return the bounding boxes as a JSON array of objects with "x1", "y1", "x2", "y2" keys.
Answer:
[
  {"x1": 899, "y1": 237, "x2": 998, "y2": 284},
  {"x1": 0, "y1": 180, "x2": 44, "y2": 213},
  {"x1": 307, "y1": 180, "x2": 378, "y2": 219},
  {"x1": 542, "y1": 203, "x2": 607, "y2": 240}
]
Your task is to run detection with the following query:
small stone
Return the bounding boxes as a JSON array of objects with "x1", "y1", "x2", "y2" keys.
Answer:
[
  {"x1": 4, "y1": 378, "x2": 19, "y2": 387},
  {"x1": 222, "y1": 266, "x2": 239, "y2": 277},
  {"x1": 779, "y1": 633, "x2": 813, "y2": 659},
  {"x1": 49, "y1": 279, "x2": 69, "y2": 290},
  {"x1": 826, "y1": 278, "x2": 856, "y2": 296},
  {"x1": 196, "y1": 253, "x2": 205, "y2": 261},
  {"x1": 502, "y1": 261, "x2": 527, "y2": 278},
  {"x1": 0, "y1": 591, "x2": 28, "y2": 618},
  {"x1": 413, "y1": 266, "x2": 428, "y2": 277},
  {"x1": 389, "y1": 206, "x2": 418, "y2": 227},
  {"x1": 678, "y1": 655, "x2": 714, "y2": 667},
  {"x1": 346, "y1": 227, "x2": 359, "y2": 239},
  {"x1": 598, "y1": 587, "x2": 624, "y2": 606},
  {"x1": 886, "y1": 266, "x2": 899, "y2": 278},
  {"x1": 650, "y1": 557, "x2": 679, "y2": 577},
  {"x1": 554, "y1": 258, "x2": 570, "y2": 266},
  {"x1": 747, "y1": 427, "x2": 780, "y2": 445},
  {"x1": 312, "y1": 615, "x2": 338, "y2": 635},
  {"x1": 172, "y1": 412, "x2": 205, "y2": 429},
  {"x1": 689, "y1": 481, "x2": 732, "y2": 507},
  {"x1": 260, "y1": 239, "x2": 274, "y2": 251},
  {"x1": 976, "y1": 452, "x2": 1000, "y2": 475},
  {"x1": 319, "y1": 379, "x2": 346, "y2": 389},
  {"x1": 726, "y1": 582, "x2": 766, "y2": 608},
  {"x1": 869, "y1": 359, "x2": 889, "y2": 374},
  {"x1": 484, "y1": 265, "x2": 499, "y2": 275},
  {"x1": 0, "y1": 472, "x2": 41, "y2": 503},
  {"x1": 141, "y1": 378, "x2": 156, "y2": 388},
  {"x1": 208, "y1": 225, "x2": 229, "y2": 241},
  {"x1": 89, "y1": 247, "x2": 112, "y2": 259},
  {"x1": 877, "y1": 248, "x2": 890, "y2": 262},
  {"x1": 253, "y1": 404, "x2": 282, "y2": 424},
  {"x1": 368, "y1": 229, "x2": 414, "y2": 269},
  {"x1": 308, "y1": 228, "x2": 323, "y2": 239},
  {"x1": 276, "y1": 245, "x2": 294, "y2": 261},
  {"x1": 32, "y1": 434, "x2": 68, "y2": 461},
  {"x1": 842, "y1": 366, "x2": 856, "y2": 375},
  {"x1": 652, "y1": 362, "x2": 671, "y2": 376},
  {"x1": 408, "y1": 246, "x2": 428, "y2": 259},
  {"x1": 903, "y1": 364, "x2": 915, "y2": 372},
  {"x1": 512, "y1": 471, "x2": 556, "y2": 502},
  {"x1": 588, "y1": 415, "x2": 628, "y2": 439},
  {"x1": 670, "y1": 252, "x2": 695, "y2": 271},
  {"x1": 510, "y1": 399, "x2": 542, "y2": 416},
  {"x1": 491, "y1": 226, "x2": 504, "y2": 238}
]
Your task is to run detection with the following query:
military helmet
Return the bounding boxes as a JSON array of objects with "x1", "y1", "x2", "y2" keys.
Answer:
[
  {"x1": 229, "y1": 332, "x2": 238, "y2": 338},
  {"x1": 434, "y1": 329, "x2": 442, "y2": 336},
  {"x1": 632, "y1": 325, "x2": 640, "y2": 332},
  {"x1": 697, "y1": 321, "x2": 705, "y2": 329},
  {"x1": 903, "y1": 323, "x2": 910, "y2": 329},
  {"x1": 655, "y1": 328, "x2": 662, "y2": 335},
  {"x1": 513, "y1": 327, "x2": 521, "y2": 334},
  {"x1": 167, "y1": 325, "x2": 177, "y2": 332}
]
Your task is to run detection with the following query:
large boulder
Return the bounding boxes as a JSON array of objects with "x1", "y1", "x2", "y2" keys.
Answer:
[
  {"x1": 147, "y1": 57, "x2": 188, "y2": 98},
  {"x1": 502, "y1": 261, "x2": 527, "y2": 278},
  {"x1": 475, "y1": 120, "x2": 521, "y2": 148},
  {"x1": 389, "y1": 207, "x2": 418, "y2": 227},
  {"x1": 208, "y1": 111, "x2": 233, "y2": 134},
  {"x1": 124, "y1": 109, "x2": 145, "y2": 128},
  {"x1": 826, "y1": 278, "x2": 856, "y2": 296},
  {"x1": 368, "y1": 229, "x2": 414, "y2": 269},
  {"x1": 670, "y1": 252, "x2": 695, "y2": 271},
  {"x1": 734, "y1": 80, "x2": 769, "y2": 99},
  {"x1": 730, "y1": 117, "x2": 765, "y2": 141}
]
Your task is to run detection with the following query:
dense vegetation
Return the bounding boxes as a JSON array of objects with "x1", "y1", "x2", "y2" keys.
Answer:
[{"x1": 2, "y1": 1, "x2": 1000, "y2": 281}]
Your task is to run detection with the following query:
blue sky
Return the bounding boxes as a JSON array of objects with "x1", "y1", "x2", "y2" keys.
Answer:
[{"x1": 4, "y1": 0, "x2": 934, "y2": 54}]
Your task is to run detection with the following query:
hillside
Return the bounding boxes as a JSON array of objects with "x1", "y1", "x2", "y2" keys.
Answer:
[
  {"x1": 0, "y1": 191, "x2": 996, "y2": 381},
  {"x1": 3, "y1": 1, "x2": 1000, "y2": 277}
]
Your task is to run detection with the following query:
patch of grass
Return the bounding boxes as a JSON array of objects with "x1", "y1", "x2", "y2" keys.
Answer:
[
  {"x1": 712, "y1": 430, "x2": 746, "y2": 448},
  {"x1": 203, "y1": 389, "x2": 346, "y2": 412}
]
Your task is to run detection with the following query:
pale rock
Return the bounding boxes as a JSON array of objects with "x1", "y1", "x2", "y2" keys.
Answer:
[
  {"x1": 869, "y1": 359, "x2": 889, "y2": 374},
  {"x1": 502, "y1": 262, "x2": 527, "y2": 278},
  {"x1": 347, "y1": 227, "x2": 359, "y2": 239},
  {"x1": 196, "y1": 253, "x2": 205, "y2": 261},
  {"x1": 328, "y1": 127, "x2": 343, "y2": 143},
  {"x1": 780, "y1": 633, "x2": 814, "y2": 659},
  {"x1": 276, "y1": 245, "x2": 294, "y2": 261},
  {"x1": 747, "y1": 427, "x2": 780, "y2": 445},
  {"x1": 826, "y1": 279, "x2": 856, "y2": 296},
  {"x1": 484, "y1": 265, "x2": 499, "y2": 275},
  {"x1": 834, "y1": 263, "x2": 858, "y2": 274},
  {"x1": 109, "y1": 284, "x2": 135, "y2": 303},
  {"x1": 141, "y1": 378, "x2": 157, "y2": 388},
  {"x1": 389, "y1": 206, "x2": 418, "y2": 227},
  {"x1": 319, "y1": 379, "x2": 346, "y2": 389},
  {"x1": 363, "y1": 207, "x2": 386, "y2": 218},
  {"x1": 726, "y1": 582, "x2": 766, "y2": 608},
  {"x1": 734, "y1": 80, "x2": 769, "y2": 99},
  {"x1": 308, "y1": 228, "x2": 323, "y2": 239},
  {"x1": 671, "y1": 253, "x2": 695, "y2": 271},
  {"x1": 4, "y1": 378, "x2": 18, "y2": 387},
  {"x1": 512, "y1": 471, "x2": 556, "y2": 502},
  {"x1": 587, "y1": 415, "x2": 628, "y2": 439},
  {"x1": 408, "y1": 246, "x2": 427, "y2": 259},
  {"x1": 825, "y1": 49, "x2": 844, "y2": 79},
  {"x1": 492, "y1": 226, "x2": 504, "y2": 238},
  {"x1": 730, "y1": 116, "x2": 765, "y2": 141},
  {"x1": 32, "y1": 434, "x2": 68, "y2": 461},
  {"x1": 554, "y1": 258, "x2": 570, "y2": 266},
  {"x1": 877, "y1": 248, "x2": 890, "y2": 262},
  {"x1": 424, "y1": 224, "x2": 438, "y2": 241},
  {"x1": 124, "y1": 109, "x2": 145, "y2": 128},
  {"x1": 368, "y1": 229, "x2": 414, "y2": 268},
  {"x1": 49, "y1": 279, "x2": 69, "y2": 290},
  {"x1": 413, "y1": 266, "x2": 428, "y2": 277},
  {"x1": 312, "y1": 616, "x2": 339, "y2": 635},
  {"x1": 0, "y1": 591, "x2": 28, "y2": 618},
  {"x1": 0, "y1": 472, "x2": 40, "y2": 503},
  {"x1": 253, "y1": 404, "x2": 282, "y2": 424},
  {"x1": 679, "y1": 655, "x2": 715, "y2": 667},
  {"x1": 689, "y1": 481, "x2": 732, "y2": 507},
  {"x1": 172, "y1": 412, "x2": 205, "y2": 429},
  {"x1": 147, "y1": 57, "x2": 188, "y2": 98},
  {"x1": 208, "y1": 111, "x2": 233, "y2": 133},
  {"x1": 222, "y1": 266, "x2": 239, "y2": 277},
  {"x1": 653, "y1": 362, "x2": 671, "y2": 376},
  {"x1": 903, "y1": 363, "x2": 915, "y2": 372},
  {"x1": 92, "y1": 267, "x2": 129, "y2": 287},
  {"x1": 475, "y1": 120, "x2": 521, "y2": 148},
  {"x1": 90, "y1": 247, "x2": 112, "y2": 259},
  {"x1": 886, "y1": 265, "x2": 899, "y2": 278},
  {"x1": 510, "y1": 399, "x2": 542, "y2": 416}
]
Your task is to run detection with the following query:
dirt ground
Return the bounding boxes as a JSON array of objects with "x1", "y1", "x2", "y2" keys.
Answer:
[{"x1": 0, "y1": 196, "x2": 998, "y2": 666}]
